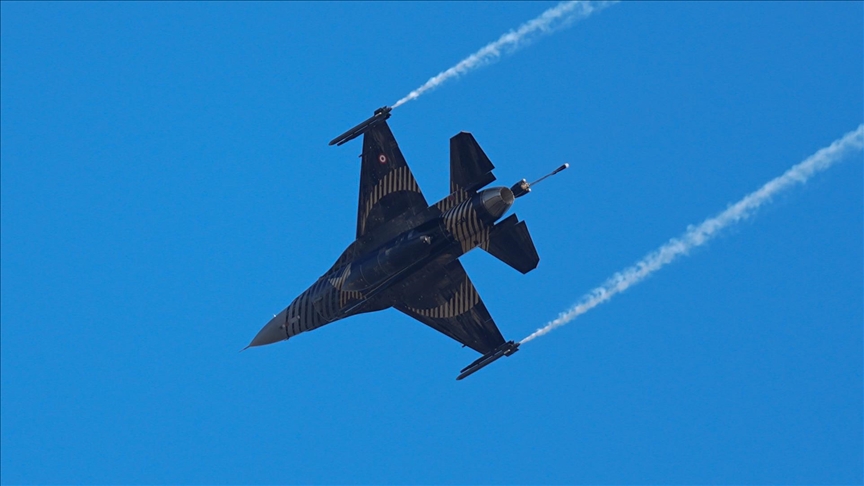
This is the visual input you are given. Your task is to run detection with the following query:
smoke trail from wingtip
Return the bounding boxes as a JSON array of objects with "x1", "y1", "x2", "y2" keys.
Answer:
[
  {"x1": 392, "y1": 1, "x2": 616, "y2": 109},
  {"x1": 521, "y1": 124, "x2": 864, "y2": 344}
]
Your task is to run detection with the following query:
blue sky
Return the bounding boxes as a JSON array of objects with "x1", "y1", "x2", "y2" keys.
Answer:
[{"x1": 1, "y1": 2, "x2": 861, "y2": 484}]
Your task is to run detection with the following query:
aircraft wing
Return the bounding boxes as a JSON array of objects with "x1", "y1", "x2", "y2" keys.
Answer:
[
  {"x1": 356, "y1": 121, "x2": 429, "y2": 241},
  {"x1": 392, "y1": 258, "x2": 506, "y2": 355}
]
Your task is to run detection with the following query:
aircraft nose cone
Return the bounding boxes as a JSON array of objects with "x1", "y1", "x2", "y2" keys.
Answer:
[
  {"x1": 479, "y1": 187, "x2": 515, "y2": 220},
  {"x1": 248, "y1": 308, "x2": 289, "y2": 348}
]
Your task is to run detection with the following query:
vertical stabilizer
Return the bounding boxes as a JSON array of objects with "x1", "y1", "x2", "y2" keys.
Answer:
[{"x1": 450, "y1": 132, "x2": 496, "y2": 193}]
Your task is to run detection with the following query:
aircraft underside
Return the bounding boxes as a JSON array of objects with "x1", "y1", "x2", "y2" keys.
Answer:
[{"x1": 249, "y1": 107, "x2": 566, "y2": 379}]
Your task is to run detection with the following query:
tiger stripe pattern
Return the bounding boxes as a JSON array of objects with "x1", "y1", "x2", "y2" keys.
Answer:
[
  {"x1": 434, "y1": 188, "x2": 469, "y2": 213},
  {"x1": 328, "y1": 266, "x2": 362, "y2": 307},
  {"x1": 442, "y1": 198, "x2": 490, "y2": 253},
  {"x1": 358, "y1": 166, "x2": 422, "y2": 234},
  {"x1": 406, "y1": 276, "x2": 479, "y2": 319},
  {"x1": 276, "y1": 266, "x2": 367, "y2": 339}
]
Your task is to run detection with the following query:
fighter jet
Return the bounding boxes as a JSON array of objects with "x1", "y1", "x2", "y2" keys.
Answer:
[{"x1": 248, "y1": 106, "x2": 567, "y2": 379}]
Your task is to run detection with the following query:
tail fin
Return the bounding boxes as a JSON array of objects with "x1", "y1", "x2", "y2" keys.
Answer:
[
  {"x1": 450, "y1": 132, "x2": 496, "y2": 193},
  {"x1": 482, "y1": 214, "x2": 540, "y2": 274}
]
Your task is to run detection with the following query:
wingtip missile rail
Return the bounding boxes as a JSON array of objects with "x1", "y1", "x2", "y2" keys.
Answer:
[
  {"x1": 329, "y1": 106, "x2": 393, "y2": 146},
  {"x1": 456, "y1": 341, "x2": 520, "y2": 380}
]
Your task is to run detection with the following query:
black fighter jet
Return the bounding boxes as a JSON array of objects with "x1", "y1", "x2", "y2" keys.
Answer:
[{"x1": 248, "y1": 107, "x2": 567, "y2": 379}]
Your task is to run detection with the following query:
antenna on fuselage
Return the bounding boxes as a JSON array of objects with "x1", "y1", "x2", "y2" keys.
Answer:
[{"x1": 510, "y1": 163, "x2": 569, "y2": 198}]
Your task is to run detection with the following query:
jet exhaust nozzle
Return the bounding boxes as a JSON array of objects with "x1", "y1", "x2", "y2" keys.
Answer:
[{"x1": 479, "y1": 186, "x2": 515, "y2": 220}]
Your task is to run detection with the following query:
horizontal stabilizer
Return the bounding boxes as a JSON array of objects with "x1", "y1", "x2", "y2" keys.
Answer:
[{"x1": 483, "y1": 214, "x2": 539, "y2": 274}]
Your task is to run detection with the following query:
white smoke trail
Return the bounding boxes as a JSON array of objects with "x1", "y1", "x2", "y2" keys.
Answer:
[
  {"x1": 521, "y1": 125, "x2": 864, "y2": 344},
  {"x1": 392, "y1": 1, "x2": 616, "y2": 109}
]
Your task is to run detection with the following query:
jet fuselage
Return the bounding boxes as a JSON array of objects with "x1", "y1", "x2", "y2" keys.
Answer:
[{"x1": 249, "y1": 186, "x2": 516, "y2": 347}]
